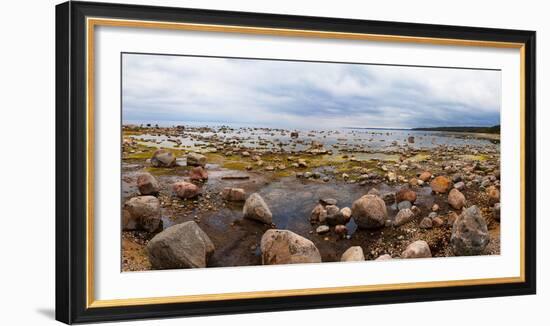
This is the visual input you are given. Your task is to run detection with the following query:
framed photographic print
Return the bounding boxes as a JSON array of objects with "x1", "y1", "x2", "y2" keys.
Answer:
[{"x1": 55, "y1": 1, "x2": 536, "y2": 324}]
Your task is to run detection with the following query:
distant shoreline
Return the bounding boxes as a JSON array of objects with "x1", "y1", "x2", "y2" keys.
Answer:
[{"x1": 411, "y1": 125, "x2": 500, "y2": 134}]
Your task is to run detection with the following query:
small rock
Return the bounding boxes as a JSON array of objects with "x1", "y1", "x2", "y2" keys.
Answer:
[
  {"x1": 136, "y1": 172, "x2": 160, "y2": 195},
  {"x1": 123, "y1": 195, "x2": 162, "y2": 232},
  {"x1": 430, "y1": 176, "x2": 452, "y2": 193},
  {"x1": 261, "y1": 229, "x2": 321, "y2": 265},
  {"x1": 243, "y1": 193, "x2": 273, "y2": 224},
  {"x1": 432, "y1": 217, "x2": 445, "y2": 227},
  {"x1": 341, "y1": 246, "x2": 365, "y2": 262},
  {"x1": 375, "y1": 254, "x2": 393, "y2": 261},
  {"x1": 394, "y1": 208, "x2": 414, "y2": 227},
  {"x1": 419, "y1": 217, "x2": 433, "y2": 229},
  {"x1": 222, "y1": 187, "x2": 246, "y2": 202},
  {"x1": 453, "y1": 181, "x2": 465, "y2": 191},
  {"x1": 316, "y1": 225, "x2": 330, "y2": 234},
  {"x1": 448, "y1": 188, "x2": 466, "y2": 210},
  {"x1": 310, "y1": 203, "x2": 326, "y2": 222},
  {"x1": 186, "y1": 152, "x2": 206, "y2": 167},
  {"x1": 402, "y1": 240, "x2": 432, "y2": 258},
  {"x1": 151, "y1": 149, "x2": 176, "y2": 167},
  {"x1": 173, "y1": 181, "x2": 200, "y2": 199},
  {"x1": 189, "y1": 166, "x2": 208, "y2": 181},
  {"x1": 397, "y1": 201, "x2": 412, "y2": 210},
  {"x1": 320, "y1": 198, "x2": 338, "y2": 205},
  {"x1": 419, "y1": 171, "x2": 432, "y2": 182},
  {"x1": 486, "y1": 186, "x2": 500, "y2": 205},
  {"x1": 396, "y1": 188, "x2": 417, "y2": 203},
  {"x1": 352, "y1": 194, "x2": 388, "y2": 229},
  {"x1": 335, "y1": 224, "x2": 348, "y2": 237}
]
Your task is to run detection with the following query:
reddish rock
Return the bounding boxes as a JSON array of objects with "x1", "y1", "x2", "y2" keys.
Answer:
[
  {"x1": 430, "y1": 176, "x2": 452, "y2": 193},
  {"x1": 486, "y1": 186, "x2": 500, "y2": 205},
  {"x1": 432, "y1": 217, "x2": 445, "y2": 227},
  {"x1": 335, "y1": 224, "x2": 348, "y2": 237},
  {"x1": 172, "y1": 181, "x2": 200, "y2": 199},
  {"x1": 418, "y1": 171, "x2": 432, "y2": 182},
  {"x1": 136, "y1": 172, "x2": 160, "y2": 195},
  {"x1": 189, "y1": 166, "x2": 208, "y2": 181},
  {"x1": 448, "y1": 188, "x2": 466, "y2": 210},
  {"x1": 396, "y1": 188, "x2": 417, "y2": 204}
]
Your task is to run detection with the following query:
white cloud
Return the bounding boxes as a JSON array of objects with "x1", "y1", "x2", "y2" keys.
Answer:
[{"x1": 122, "y1": 53, "x2": 501, "y2": 129}]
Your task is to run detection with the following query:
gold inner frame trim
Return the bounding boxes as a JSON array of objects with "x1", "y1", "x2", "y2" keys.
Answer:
[{"x1": 85, "y1": 17, "x2": 526, "y2": 308}]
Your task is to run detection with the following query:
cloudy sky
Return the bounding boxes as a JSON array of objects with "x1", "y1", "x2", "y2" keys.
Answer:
[{"x1": 122, "y1": 53, "x2": 501, "y2": 129}]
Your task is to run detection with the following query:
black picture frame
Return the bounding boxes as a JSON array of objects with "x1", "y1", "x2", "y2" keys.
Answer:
[{"x1": 56, "y1": 1, "x2": 536, "y2": 324}]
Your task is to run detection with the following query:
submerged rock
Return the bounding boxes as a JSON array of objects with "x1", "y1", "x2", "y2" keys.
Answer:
[
  {"x1": 341, "y1": 246, "x2": 365, "y2": 262},
  {"x1": 397, "y1": 200, "x2": 412, "y2": 210},
  {"x1": 448, "y1": 188, "x2": 466, "y2": 210},
  {"x1": 396, "y1": 188, "x2": 417, "y2": 204},
  {"x1": 151, "y1": 149, "x2": 176, "y2": 167},
  {"x1": 189, "y1": 166, "x2": 208, "y2": 181},
  {"x1": 451, "y1": 206, "x2": 490, "y2": 256},
  {"x1": 136, "y1": 172, "x2": 160, "y2": 195},
  {"x1": 147, "y1": 221, "x2": 215, "y2": 269},
  {"x1": 222, "y1": 187, "x2": 246, "y2": 202},
  {"x1": 352, "y1": 194, "x2": 388, "y2": 229},
  {"x1": 310, "y1": 203, "x2": 327, "y2": 222},
  {"x1": 123, "y1": 195, "x2": 162, "y2": 232},
  {"x1": 243, "y1": 193, "x2": 273, "y2": 224},
  {"x1": 261, "y1": 229, "x2": 321, "y2": 265},
  {"x1": 173, "y1": 181, "x2": 200, "y2": 199},
  {"x1": 402, "y1": 240, "x2": 432, "y2": 258}
]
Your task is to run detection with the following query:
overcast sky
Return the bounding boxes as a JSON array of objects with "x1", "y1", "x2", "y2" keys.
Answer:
[{"x1": 122, "y1": 53, "x2": 501, "y2": 129}]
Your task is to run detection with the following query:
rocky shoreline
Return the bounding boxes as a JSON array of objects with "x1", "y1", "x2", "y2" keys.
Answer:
[{"x1": 121, "y1": 124, "x2": 500, "y2": 271}]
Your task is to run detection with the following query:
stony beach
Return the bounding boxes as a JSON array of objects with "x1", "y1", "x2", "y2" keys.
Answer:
[{"x1": 121, "y1": 124, "x2": 501, "y2": 271}]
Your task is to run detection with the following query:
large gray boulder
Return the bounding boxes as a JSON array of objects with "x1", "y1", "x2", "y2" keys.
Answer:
[
  {"x1": 123, "y1": 195, "x2": 162, "y2": 232},
  {"x1": 136, "y1": 172, "x2": 160, "y2": 195},
  {"x1": 146, "y1": 221, "x2": 215, "y2": 269},
  {"x1": 451, "y1": 206, "x2": 490, "y2": 256},
  {"x1": 151, "y1": 149, "x2": 176, "y2": 167},
  {"x1": 352, "y1": 194, "x2": 388, "y2": 229},
  {"x1": 243, "y1": 193, "x2": 272, "y2": 224},
  {"x1": 261, "y1": 229, "x2": 321, "y2": 265}
]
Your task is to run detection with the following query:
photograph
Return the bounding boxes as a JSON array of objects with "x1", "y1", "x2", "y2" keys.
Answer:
[{"x1": 120, "y1": 53, "x2": 502, "y2": 271}]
